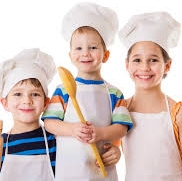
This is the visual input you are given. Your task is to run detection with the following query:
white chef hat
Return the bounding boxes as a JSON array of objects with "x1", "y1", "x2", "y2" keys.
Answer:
[
  {"x1": 119, "y1": 11, "x2": 181, "y2": 52},
  {"x1": 0, "y1": 48, "x2": 56, "y2": 98},
  {"x1": 61, "y1": 2, "x2": 119, "y2": 47}
]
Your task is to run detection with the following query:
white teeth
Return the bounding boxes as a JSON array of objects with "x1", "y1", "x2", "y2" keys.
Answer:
[{"x1": 138, "y1": 75, "x2": 151, "y2": 79}]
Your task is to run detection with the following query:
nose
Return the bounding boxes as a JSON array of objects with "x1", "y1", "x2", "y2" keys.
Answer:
[
  {"x1": 81, "y1": 48, "x2": 89, "y2": 56},
  {"x1": 23, "y1": 95, "x2": 33, "y2": 104},
  {"x1": 140, "y1": 62, "x2": 151, "y2": 71}
]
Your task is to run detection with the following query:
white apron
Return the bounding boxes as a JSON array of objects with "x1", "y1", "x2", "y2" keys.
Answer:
[
  {"x1": 0, "y1": 126, "x2": 54, "y2": 181},
  {"x1": 122, "y1": 95, "x2": 182, "y2": 181},
  {"x1": 55, "y1": 83, "x2": 118, "y2": 181}
]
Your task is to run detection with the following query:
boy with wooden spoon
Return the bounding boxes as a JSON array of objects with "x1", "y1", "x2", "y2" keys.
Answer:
[{"x1": 42, "y1": 2, "x2": 133, "y2": 180}]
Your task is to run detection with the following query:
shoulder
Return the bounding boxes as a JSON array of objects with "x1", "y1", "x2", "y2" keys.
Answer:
[
  {"x1": 53, "y1": 84, "x2": 67, "y2": 94},
  {"x1": 105, "y1": 81, "x2": 123, "y2": 97},
  {"x1": 167, "y1": 96, "x2": 177, "y2": 109},
  {"x1": 51, "y1": 84, "x2": 69, "y2": 101},
  {"x1": 167, "y1": 96, "x2": 182, "y2": 115},
  {"x1": 168, "y1": 96, "x2": 182, "y2": 126},
  {"x1": 125, "y1": 97, "x2": 132, "y2": 107}
]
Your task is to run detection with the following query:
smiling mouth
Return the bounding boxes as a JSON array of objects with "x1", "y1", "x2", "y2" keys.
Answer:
[
  {"x1": 20, "y1": 109, "x2": 34, "y2": 112},
  {"x1": 137, "y1": 75, "x2": 153, "y2": 79},
  {"x1": 81, "y1": 60, "x2": 93, "y2": 63}
]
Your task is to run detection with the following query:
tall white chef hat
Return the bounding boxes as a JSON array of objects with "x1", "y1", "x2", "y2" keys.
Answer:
[
  {"x1": 0, "y1": 48, "x2": 56, "y2": 97},
  {"x1": 119, "y1": 11, "x2": 181, "y2": 52},
  {"x1": 61, "y1": 2, "x2": 119, "y2": 47}
]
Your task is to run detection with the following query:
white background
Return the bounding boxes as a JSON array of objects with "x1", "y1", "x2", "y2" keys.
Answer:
[{"x1": 0, "y1": 0, "x2": 182, "y2": 180}]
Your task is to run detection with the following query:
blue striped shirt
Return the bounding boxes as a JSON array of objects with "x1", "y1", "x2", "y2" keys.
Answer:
[{"x1": 1, "y1": 127, "x2": 56, "y2": 175}]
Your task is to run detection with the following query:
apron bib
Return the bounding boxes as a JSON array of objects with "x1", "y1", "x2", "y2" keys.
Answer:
[
  {"x1": 122, "y1": 95, "x2": 182, "y2": 181},
  {"x1": 55, "y1": 83, "x2": 118, "y2": 181},
  {"x1": 0, "y1": 126, "x2": 54, "y2": 181}
]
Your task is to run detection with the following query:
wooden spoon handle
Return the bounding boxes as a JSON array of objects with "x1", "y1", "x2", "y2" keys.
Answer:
[
  {"x1": 72, "y1": 98, "x2": 107, "y2": 177},
  {"x1": 90, "y1": 144, "x2": 107, "y2": 177}
]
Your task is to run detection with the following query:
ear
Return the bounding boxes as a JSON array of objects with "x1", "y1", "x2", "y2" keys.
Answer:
[
  {"x1": 44, "y1": 97, "x2": 50, "y2": 109},
  {"x1": 1, "y1": 98, "x2": 9, "y2": 111},
  {"x1": 164, "y1": 59, "x2": 172, "y2": 74},
  {"x1": 102, "y1": 50, "x2": 110, "y2": 63}
]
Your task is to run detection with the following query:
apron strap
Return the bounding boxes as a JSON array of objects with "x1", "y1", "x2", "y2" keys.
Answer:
[
  {"x1": 41, "y1": 126, "x2": 50, "y2": 156},
  {"x1": 41, "y1": 125, "x2": 55, "y2": 178},
  {"x1": 170, "y1": 101, "x2": 182, "y2": 160}
]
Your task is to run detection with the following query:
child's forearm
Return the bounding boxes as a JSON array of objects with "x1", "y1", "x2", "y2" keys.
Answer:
[
  {"x1": 93, "y1": 124, "x2": 127, "y2": 142},
  {"x1": 44, "y1": 119, "x2": 74, "y2": 136}
]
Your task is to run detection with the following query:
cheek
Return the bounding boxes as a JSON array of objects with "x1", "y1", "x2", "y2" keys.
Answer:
[
  {"x1": 69, "y1": 52, "x2": 77, "y2": 60},
  {"x1": 154, "y1": 66, "x2": 165, "y2": 75},
  {"x1": 127, "y1": 65, "x2": 135, "y2": 75},
  {"x1": 37, "y1": 100, "x2": 47, "y2": 112}
]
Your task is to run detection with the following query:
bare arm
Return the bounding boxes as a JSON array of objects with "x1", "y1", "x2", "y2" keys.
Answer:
[
  {"x1": 176, "y1": 105, "x2": 182, "y2": 151},
  {"x1": 44, "y1": 119, "x2": 93, "y2": 143},
  {"x1": 87, "y1": 122, "x2": 127, "y2": 143}
]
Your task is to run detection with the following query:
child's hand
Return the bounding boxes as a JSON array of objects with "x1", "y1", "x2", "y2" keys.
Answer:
[
  {"x1": 96, "y1": 143, "x2": 121, "y2": 167},
  {"x1": 71, "y1": 122, "x2": 93, "y2": 143},
  {"x1": 86, "y1": 121, "x2": 102, "y2": 143}
]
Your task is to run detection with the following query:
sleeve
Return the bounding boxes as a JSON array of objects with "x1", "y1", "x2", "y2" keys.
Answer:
[
  {"x1": 41, "y1": 85, "x2": 69, "y2": 121},
  {"x1": 1, "y1": 134, "x2": 6, "y2": 171},
  {"x1": 171, "y1": 101, "x2": 182, "y2": 160},
  {"x1": 108, "y1": 85, "x2": 133, "y2": 131}
]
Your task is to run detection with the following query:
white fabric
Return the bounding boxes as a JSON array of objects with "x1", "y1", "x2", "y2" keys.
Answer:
[
  {"x1": 122, "y1": 95, "x2": 182, "y2": 181},
  {"x1": 0, "y1": 127, "x2": 54, "y2": 181},
  {"x1": 55, "y1": 83, "x2": 118, "y2": 181},
  {"x1": 119, "y1": 12, "x2": 181, "y2": 52},
  {"x1": 0, "y1": 48, "x2": 56, "y2": 97},
  {"x1": 61, "y1": 2, "x2": 119, "y2": 47}
]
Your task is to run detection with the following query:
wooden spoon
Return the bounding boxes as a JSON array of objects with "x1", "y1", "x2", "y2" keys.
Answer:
[
  {"x1": 0, "y1": 120, "x2": 3, "y2": 168},
  {"x1": 57, "y1": 66, "x2": 107, "y2": 177}
]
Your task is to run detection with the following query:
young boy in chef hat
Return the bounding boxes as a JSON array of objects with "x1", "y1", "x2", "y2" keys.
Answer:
[
  {"x1": 0, "y1": 48, "x2": 57, "y2": 181},
  {"x1": 42, "y1": 2, "x2": 133, "y2": 180},
  {"x1": 118, "y1": 11, "x2": 182, "y2": 180}
]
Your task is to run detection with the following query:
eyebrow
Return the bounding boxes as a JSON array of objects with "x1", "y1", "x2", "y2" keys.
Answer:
[{"x1": 131, "y1": 54, "x2": 160, "y2": 58}]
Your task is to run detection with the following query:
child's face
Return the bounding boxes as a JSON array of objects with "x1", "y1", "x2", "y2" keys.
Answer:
[
  {"x1": 69, "y1": 28, "x2": 109, "y2": 79},
  {"x1": 1, "y1": 80, "x2": 47, "y2": 125},
  {"x1": 126, "y1": 41, "x2": 171, "y2": 90}
]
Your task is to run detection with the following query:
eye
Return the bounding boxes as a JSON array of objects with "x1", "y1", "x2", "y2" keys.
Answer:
[
  {"x1": 89, "y1": 46, "x2": 97, "y2": 50},
  {"x1": 132, "y1": 58, "x2": 141, "y2": 63},
  {"x1": 150, "y1": 58, "x2": 158, "y2": 62},
  {"x1": 32, "y1": 93, "x2": 41, "y2": 97},
  {"x1": 75, "y1": 47, "x2": 82, "y2": 50},
  {"x1": 14, "y1": 92, "x2": 21, "y2": 96}
]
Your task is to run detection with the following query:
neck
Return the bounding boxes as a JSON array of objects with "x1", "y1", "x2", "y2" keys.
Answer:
[
  {"x1": 135, "y1": 88, "x2": 163, "y2": 100},
  {"x1": 10, "y1": 121, "x2": 40, "y2": 134},
  {"x1": 77, "y1": 71, "x2": 102, "y2": 80},
  {"x1": 128, "y1": 87, "x2": 166, "y2": 113}
]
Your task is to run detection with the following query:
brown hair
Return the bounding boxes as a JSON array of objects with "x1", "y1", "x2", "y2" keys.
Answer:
[
  {"x1": 126, "y1": 42, "x2": 170, "y2": 63},
  {"x1": 19, "y1": 78, "x2": 46, "y2": 98},
  {"x1": 70, "y1": 26, "x2": 107, "y2": 51}
]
